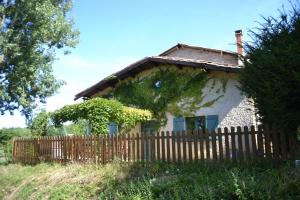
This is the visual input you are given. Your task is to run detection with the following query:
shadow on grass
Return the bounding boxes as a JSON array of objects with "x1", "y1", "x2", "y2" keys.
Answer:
[{"x1": 93, "y1": 159, "x2": 300, "y2": 200}]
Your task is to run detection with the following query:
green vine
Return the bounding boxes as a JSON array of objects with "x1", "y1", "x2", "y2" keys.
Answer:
[
  {"x1": 51, "y1": 98, "x2": 152, "y2": 134},
  {"x1": 108, "y1": 65, "x2": 228, "y2": 126}
]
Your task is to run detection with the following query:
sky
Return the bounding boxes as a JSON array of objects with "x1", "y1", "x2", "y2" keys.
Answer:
[{"x1": 0, "y1": 0, "x2": 293, "y2": 128}]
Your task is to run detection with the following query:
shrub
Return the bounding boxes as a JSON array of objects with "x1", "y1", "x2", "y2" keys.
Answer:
[
  {"x1": 0, "y1": 128, "x2": 31, "y2": 163},
  {"x1": 51, "y1": 98, "x2": 152, "y2": 134}
]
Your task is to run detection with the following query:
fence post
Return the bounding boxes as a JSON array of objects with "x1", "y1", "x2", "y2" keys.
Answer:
[
  {"x1": 199, "y1": 129, "x2": 204, "y2": 161},
  {"x1": 230, "y1": 127, "x2": 236, "y2": 161},
  {"x1": 182, "y1": 131, "x2": 187, "y2": 162},
  {"x1": 217, "y1": 128, "x2": 223, "y2": 160},
  {"x1": 211, "y1": 129, "x2": 217, "y2": 160},
  {"x1": 257, "y1": 125, "x2": 264, "y2": 158},
  {"x1": 166, "y1": 131, "x2": 171, "y2": 162},
  {"x1": 156, "y1": 131, "x2": 160, "y2": 161},
  {"x1": 237, "y1": 126, "x2": 244, "y2": 162},
  {"x1": 264, "y1": 125, "x2": 272, "y2": 159},
  {"x1": 64, "y1": 136, "x2": 67, "y2": 164},
  {"x1": 187, "y1": 130, "x2": 192, "y2": 162},
  {"x1": 150, "y1": 132, "x2": 155, "y2": 162},
  {"x1": 127, "y1": 133, "x2": 131, "y2": 162},
  {"x1": 177, "y1": 131, "x2": 181, "y2": 163},
  {"x1": 244, "y1": 126, "x2": 250, "y2": 160},
  {"x1": 161, "y1": 131, "x2": 165, "y2": 162},
  {"x1": 171, "y1": 131, "x2": 176, "y2": 162},
  {"x1": 140, "y1": 133, "x2": 144, "y2": 162},
  {"x1": 132, "y1": 133, "x2": 136, "y2": 162},
  {"x1": 205, "y1": 129, "x2": 210, "y2": 160},
  {"x1": 136, "y1": 133, "x2": 140, "y2": 161},
  {"x1": 193, "y1": 130, "x2": 199, "y2": 162}
]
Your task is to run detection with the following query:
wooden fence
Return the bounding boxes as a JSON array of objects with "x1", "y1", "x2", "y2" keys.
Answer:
[{"x1": 12, "y1": 125, "x2": 295, "y2": 164}]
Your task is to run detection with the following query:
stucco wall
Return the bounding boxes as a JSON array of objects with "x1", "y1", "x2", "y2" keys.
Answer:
[
  {"x1": 160, "y1": 71, "x2": 256, "y2": 131},
  {"x1": 95, "y1": 67, "x2": 256, "y2": 133},
  {"x1": 166, "y1": 48, "x2": 238, "y2": 66}
]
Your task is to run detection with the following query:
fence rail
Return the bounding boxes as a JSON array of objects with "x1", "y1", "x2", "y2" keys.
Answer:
[{"x1": 12, "y1": 125, "x2": 295, "y2": 164}]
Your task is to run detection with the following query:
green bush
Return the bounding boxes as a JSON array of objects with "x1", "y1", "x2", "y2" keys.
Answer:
[
  {"x1": 51, "y1": 98, "x2": 152, "y2": 134},
  {"x1": 0, "y1": 128, "x2": 31, "y2": 163}
]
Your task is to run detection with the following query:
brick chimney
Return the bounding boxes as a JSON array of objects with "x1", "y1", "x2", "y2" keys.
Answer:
[{"x1": 235, "y1": 30, "x2": 243, "y2": 55}]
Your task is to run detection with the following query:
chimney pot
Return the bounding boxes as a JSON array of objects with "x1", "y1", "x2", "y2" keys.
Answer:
[{"x1": 235, "y1": 30, "x2": 243, "y2": 55}]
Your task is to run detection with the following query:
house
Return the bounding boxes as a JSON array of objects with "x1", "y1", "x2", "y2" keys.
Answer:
[{"x1": 75, "y1": 30, "x2": 257, "y2": 134}]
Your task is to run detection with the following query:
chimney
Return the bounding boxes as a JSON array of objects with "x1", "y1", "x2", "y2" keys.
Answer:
[{"x1": 235, "y1": 30, "x2": 243, "y2": 55}]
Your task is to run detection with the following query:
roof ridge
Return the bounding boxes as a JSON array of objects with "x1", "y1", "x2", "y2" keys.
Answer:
[
  {"x1": 159, "y1": 43, "x2": 238, "y2": 56},
  {"x1": 151, "y1": 55, "x2": 239, "y2": 68}
]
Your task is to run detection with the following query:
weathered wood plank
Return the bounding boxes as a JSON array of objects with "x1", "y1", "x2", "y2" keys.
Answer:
[
  {"x1": 218, "y1": 128, "x2": 223, "y2": 160},
  {"x1": 177, "y1": 131, "x2": 181, "y2": 163},
  {"x1": 199, "y1": 129, "x2": 204, "y2": 161},
  {"x1": 166, "y1": 131, "x2": 171, "y2": 162},
  {"x1": 182, "y1": 131, "x2": 187, "y2": 162},
  {"x1": 205, "y1": 129, "x2": 210, "y2": 160},
  {"x1": 211, "y1": 129, "x2": 217, "y2": 160},
  {"x1": 171, "y1": 131, "x2": 176, "y2": 162},
  {"x1": 244, "y1": 126, "x2": 251, "y2": 160},
  {"x1": 187, "y1": 130, "x2": 192, "y2": 162},
  {"x1": 237, "y1": 126, "x2": 244, "y2": 162}
]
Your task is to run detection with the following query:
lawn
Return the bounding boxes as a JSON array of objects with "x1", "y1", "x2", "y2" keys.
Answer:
[{"x1": 0, "y1": 161, "x2": 299, "y2": 200}]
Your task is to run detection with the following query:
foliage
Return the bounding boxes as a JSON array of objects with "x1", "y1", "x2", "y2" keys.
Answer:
[
  {"x1": 0, "y1": 161, "x2": 299, "y2": 199},
  {"x1": 29, "y1": 109, "x2": 88, "y2": 136},
  {"x1": 52, "y1": 98, "x2": 152, "y2": 134},
  {"x1": 110, "y1": 65, "x2": 225, "y2": 126},
  {"x1": 0, "y1": 127, "x2": 30, "y2": 145},
  {"x1": 63, "y1": 119, "x2": 89, "y2": 135},
  {"x1": 0, "y1": 127, "x2": 31, "y2": 163},
  {"x1": 0, "y1": 0, "x2": 79, "y2": 118},
  {"x1": 239, "y1": 3, "x2": 300, "y2": 136},
  {"x1": 29, "y1": 109, "x2": 50, "y2": 136}
]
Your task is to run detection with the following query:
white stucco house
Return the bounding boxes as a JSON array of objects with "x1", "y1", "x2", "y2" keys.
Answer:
[{"x1": 75, "y1": 30, "x2": 257, "y2": 134}]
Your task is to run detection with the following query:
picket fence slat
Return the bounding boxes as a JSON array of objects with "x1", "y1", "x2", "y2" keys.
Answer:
[
  {"x1": 218, "y1": 128, "x2": 223, "y2": 160},
  {"x1": 12, "y1": 125, "x2": 294, "y2": 164}
]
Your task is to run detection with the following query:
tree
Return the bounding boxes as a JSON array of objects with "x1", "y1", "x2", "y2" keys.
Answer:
[
  {"x1": 29, "y1": 109, "x2": 50, "y2": 136},
  {"x1": 239, "y1": 3, "x2": 300, "y2": 137},
  {"x1": 0, "y1": 0, "x2": 79, "y2": 119},
  {"x1": 29, "y1": 109, "x2": 87, "y2": 136}
]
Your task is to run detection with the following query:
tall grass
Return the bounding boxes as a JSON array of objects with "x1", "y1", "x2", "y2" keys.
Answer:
[{"x1": 0, "y1": 161, "x2": 299, "y2": 200}]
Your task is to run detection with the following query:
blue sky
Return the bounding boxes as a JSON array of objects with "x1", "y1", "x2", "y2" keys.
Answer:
[{"x1": 0, "y1": 0, "x2": 292, "y2": 128}]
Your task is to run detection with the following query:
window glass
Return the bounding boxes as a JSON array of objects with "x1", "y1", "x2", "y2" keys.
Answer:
[
  {"x1": 108, "y1": 122, "x2": 118, "y2": 135},
  {"x1": 185, "y1": 116, "x2": 206, "y2": 131},
  {"x1": 141, "y1": 120, "x2": 158, "y2": 134}
]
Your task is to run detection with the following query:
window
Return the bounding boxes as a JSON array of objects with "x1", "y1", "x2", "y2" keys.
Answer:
[
  {"x1": 173, "y1": 115, "x2": 218, "y2": 132},
  {"x1": 206, "y1": 115, "x2": 218, "y2": 131},
  {"x1": 173, "y1": 117, "x2": 185, "y2": 133},
  {"x1": 108, "y1": 122, "x2": 118, "y2": 136},
  {"x1": 141, "y1": 120, "x2": 157, "y2": 134},
  {"x1": 185, "y1": 116, "x2": 206, "y2": 131}
]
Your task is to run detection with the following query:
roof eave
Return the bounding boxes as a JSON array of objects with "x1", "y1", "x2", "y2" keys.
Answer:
[{"x1": 74, "y1": 57, "x2": 240, "y2": 100}]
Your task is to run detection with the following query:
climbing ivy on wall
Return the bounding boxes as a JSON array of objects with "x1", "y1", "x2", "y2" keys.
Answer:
[{"x1": 109, "y1": 65, "x2": 227, "y2": 126}]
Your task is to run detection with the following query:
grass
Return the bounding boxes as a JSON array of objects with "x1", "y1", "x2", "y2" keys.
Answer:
[{"x1": 0, "y1": 160, "x2": 299, "y2": 200}]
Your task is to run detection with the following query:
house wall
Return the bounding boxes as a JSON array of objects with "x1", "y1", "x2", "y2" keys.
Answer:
[
  {"x1": 166, "y1": 48, "x2": 238, "y2": 66},
  {"x1": 98, "y1": 67, "x2": 256, "y2": 134},
  {"x1": 160, "y1": 71, "x2": 256, "y2": 131}
]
